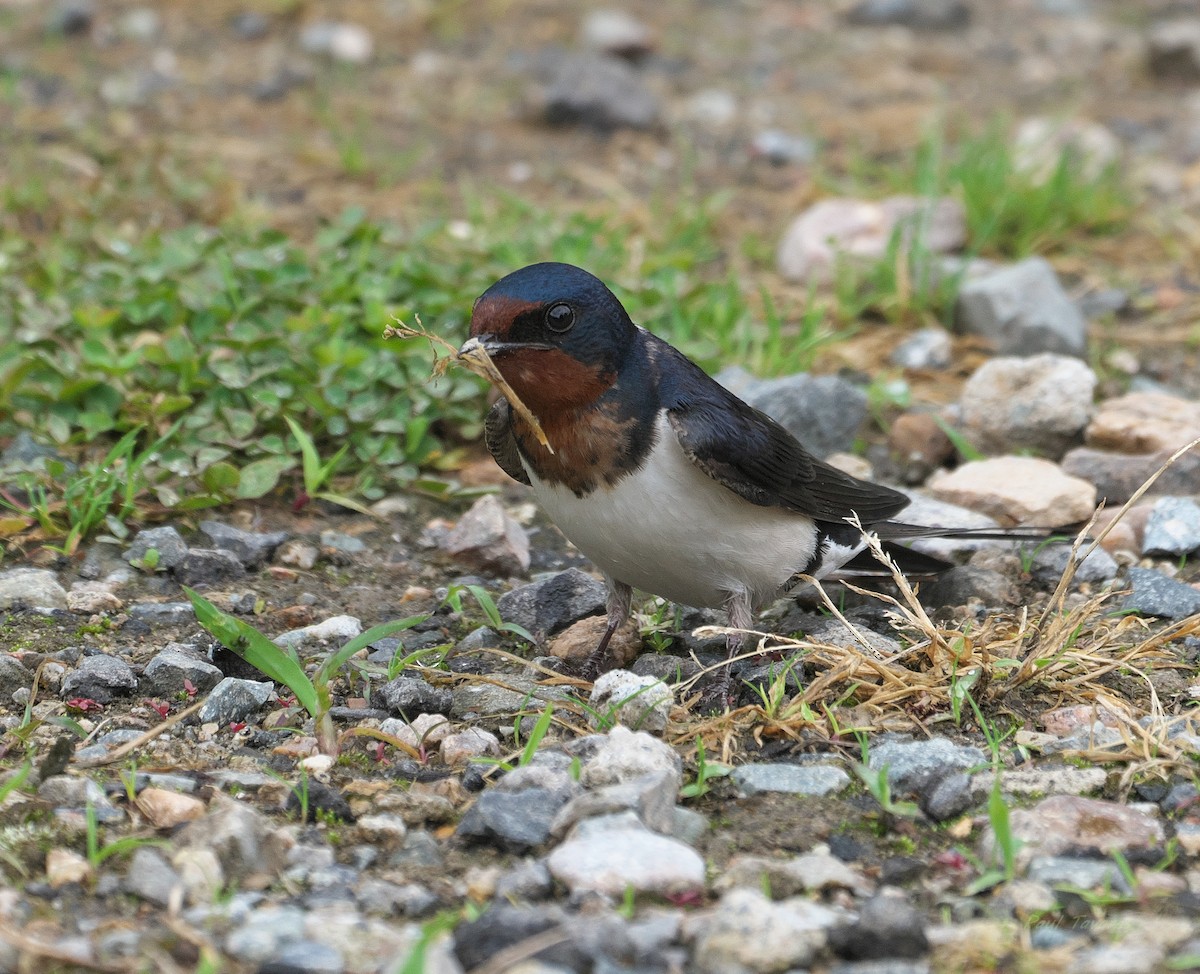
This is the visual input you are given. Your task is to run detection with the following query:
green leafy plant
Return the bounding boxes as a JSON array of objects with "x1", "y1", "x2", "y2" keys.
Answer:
[
  {"x1": 283, "y1": 416, "x2": 372, "y2": 515},
  {"x1": 185, "y1": 587, "x2": 427, "y2": 755},
  {"x1": 443, "y1": 583, "x2": 535, "y2": 643},
  {"x1": 680, "y1": 736, "x2": 733, "y2": 800}
]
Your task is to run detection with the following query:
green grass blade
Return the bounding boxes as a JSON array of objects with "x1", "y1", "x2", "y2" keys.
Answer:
[{"x1": 314, "y1": 615, "x2": 430, "y2": 683}]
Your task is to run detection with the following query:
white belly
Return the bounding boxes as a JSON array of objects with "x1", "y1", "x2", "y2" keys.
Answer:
[{"x1": 524, "y1": 414, "x2": 822, "y2": 610}]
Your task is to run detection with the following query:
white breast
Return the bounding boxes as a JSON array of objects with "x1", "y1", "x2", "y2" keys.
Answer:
[{"x1": 524, "y1": 414, "x2": 823, "y2": 610}]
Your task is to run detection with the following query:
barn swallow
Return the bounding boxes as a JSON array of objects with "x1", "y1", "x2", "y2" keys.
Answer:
[{"x1": 465, "y1": 262, "x2": 1045, "y2": 695}]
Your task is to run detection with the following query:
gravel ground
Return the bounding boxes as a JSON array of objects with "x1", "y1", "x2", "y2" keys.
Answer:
[{"x1": 3, "y1": 1, "x2": 1200, "y2": 972}]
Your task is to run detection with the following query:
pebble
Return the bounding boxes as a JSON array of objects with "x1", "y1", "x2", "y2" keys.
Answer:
[
  {"x1": 274, "y1": 615, "x2": 363, "y2": 649},
  {"x1": 551, "y1": 769, "x2": 676, "y2": 837},
  {"x1": 198, "y1": 678, "x2": 275, "y2": 725},
  {"x1": 439, "y1": 728, "x2": 500, "y2": 766},
  {"x1": 61, "y1": 654, "x2": 137, "y2": 704},
  {"x1": 175, "y1": 548, "x2": 246, "y2": 587},
  {"x1": 497, "y1": 569, "x2": 608, "y2": 641},
  {"x1": 869, "y1": 737, "x2": 983, "y2": 800},
  {"x1": 958, "y1": 354, "x2": 1096, "y2": 457},
  {"x1": 580, "y1": 8, "x2": 655, "y2": 59},
  {"x1": 124, "y1": 526, "x2": 189, "y2": 570},
  {"x1": 1026, "y1": 856, "x2": 1133, "y2": 894},
  {"x1": 198, "y1": 521, "x2": 289, "y2": 568},
  {"x1": 1147, "y1": 19, "x2": 1200, "y2": 82},
  {"x1": 378, "y1": 712, "x2": 451, "y2": 750},
  {"x1": 142, "y1": 645, "x2": 224, "y2": 697},
  {"x1": 776, "y1": 196, "x2": 965, "y2": 284},
  {"x1": 589, "y1": 670, "x2": 672, "y2": 733},
  {"x1": 991, "y1": 766, "x2": 1107, "y2": 797},
  {"x1": 0, "y1": 655, "x2": 33, "y2": 699},
  {"x1": 750, "y1": 129, "x2": 817, "y2": 165},
  {"x1": 135, "y1": 788, "x2": 206, "y2": 828},
  {"x1": 1029, "y1": 543, "x2": 1119, "y2": 585},
  {"x1": 732, "y1": 763, "x2": 850, "y2": 797},
  {"x1": 319, "y1": 530, "x2": 366, "y2": 557},
  {"x1": 1061, "y1": 445, "x2": 1200, "y2": 505},
  {"x1": 1084, "y1": 391, "x2": 1200, "y2": 454},
  {"x1": 534, "y1": 48, "x2": 661, "y2": 131},
  {"x1": 691, "y1": 888, "x2": 838, "y2": 973},
  {"x1": 993, "y1": 795, "x2": 1164, "y2": 865},
  {"x1": 1142, "y1": 497, "x2": 1200, "y2": 555},
  {"x1": 890, "y1": 327, "x2": 952, "y2": 370},
  {"x1": 376, "y1": 676, "x2": 452, "y2": 718},
  {"x1": 259, "y1": 940, "x2": 344, "y2": 974},
  {"x1": 547, "y1": 615, "x2": 641, "y2": 668},
  {"x1": 122, "y1": 848, "x2": 180, "y2": 907},
  {"x1": 443, "y1": 495, "x2": 530, "y2": 576},
  {"x1": 922, "y1": 565, "x2": 1018, "y2": 609},
  {"x1": 451, "y1": 904, "x2": 575, "y2": 971},
  {"x1": 844, "y1": 0, "x2": 971, "y2": 30},
  {"x1": 0, "y1": 567, "x2": 69, "y2": 610},
  {"x1": 578, "y1": 726, "x2": 683, "y2": 791},
  {"x1": 548, "y1": 821, "x2": 705, "y2": 895},
  {"x1": 717, "y1": 367, "x2": 868, "y2": 458},
  {"x1": 278, "y1": 539, "x2": 320, "y2": 569},
  {"x1": 829, "y1": 890, "x2": 929, "y2": 960},
  {"x1": 928, "y1": 457, "x2": 1097, "y2": 527},
  {"x1": 129, "y1": 601, "x2": 194, "y2": 625},
  {"x1": 1121, "y1": 567, "x2": 1200, "y2": 620},
  {"x1": 954, "y1": 257, "x2": 1088, "y2": 358},
  {"x1": 299, "y1": 21, "x2": 372, "y2": 63},
  {"x1": 494, "y1": 859, "x2": 554, "y2": 901},
  {"x1": 456, "y1": 786, "x2": 568, "y2": 851}
]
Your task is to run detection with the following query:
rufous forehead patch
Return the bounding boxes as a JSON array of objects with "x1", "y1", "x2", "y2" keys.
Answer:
[{"x1": 469, "y1": 294, "x2": 541, "y2": 338}]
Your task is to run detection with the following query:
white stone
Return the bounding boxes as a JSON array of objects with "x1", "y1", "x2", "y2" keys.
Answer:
[{"x1": 928, "y1": 457, "x2": 1096, "y2": 527}]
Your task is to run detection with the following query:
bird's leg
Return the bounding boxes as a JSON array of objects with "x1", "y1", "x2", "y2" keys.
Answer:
[
  {"x1": 581, "y1": 579, "x2": 633, "y2": 680},
  {"x1": 708, "y1": 590, "x2": 753, "y2": 707}
]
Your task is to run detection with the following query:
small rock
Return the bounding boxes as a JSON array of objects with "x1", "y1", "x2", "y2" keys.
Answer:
[
  {"x1": 547, "y1": 615, "x2": 641, "y2": 668},
  {"x1": 1147, "y1": 19, "x2": 1200, "y2": 82},
  {"x1": 991, "y1": 795, "x2": 1164, "y2": 865},
  {"x1": 0, "y1": 655, "x2": 32, "y2": 699},
  {"x1": 1062, "y1": 446, "x2": 1200, "y2": 505},
  {"x1": 589, "y1": 671, "x2": 672, "y2": 733},
  {"x1": 230, "y1": 11, "x2": 269, "y2": 40},
  {"x1": 0, "y1": 568, "x2": 69, "y2": 611},
  {"x1": 375, "y1": 676, "x2": 452, "y2": 718},
  {"x1": 829, "y1": 889, "x2": 929, "y2": 960},
  {"x1": 717, "y1": 367, "x2": 868, "y2": 458},
  {"x1": 125, "y1": 526, "x2": 189, "y2": 570},
  {"x1": 869, "y1": 737, "x2": 984, "y2": 818},
  {"x1": 457, "y1": 786, "x2": 568, "y2": 851},
  {"x1": 66, "y1": 588, "x2": 124, "y2": 614},
  {"x1": 551, "y1": 769, "x2": 676, "y2": 836},
  {"x1": 175, "y1": 549, "x2": 246, "y2": 587},
  {"x1": 578, "y1": 725, "x2": 683, "y2": 790},
  {"x1": 274, "y1": 615, "x2": 363, "y2": 650},
  {"x1": 891, "y1": 327, "x2": 953, "y2": 370},
  {"x1": 299, "y1": 21, "x2": 373, "y2": 63},
  {"x1": 443, "y1": 495, "x2": 530, "y2": 576},
  {"x1": 494, "y1": 860, "x2": 554, "y2": 901},
  {"x1": 1027, "y1": 856, "x2": 1133, "y2": 894},
  {"x1": 630, "y1": 653, "x2": 703, "y2": 684},
  {"x1": 776, "y1": 196, "x2": 965, "y2": 284},
  {"x1": 259, "y1": 940, "x2": 344, "y2": 974},
  {"x1": 845, "y1": 0, "x2": 970, "y2": 29},
  {"x1": 921, "y1": 566, "x2": 1019, "y2": 608},
  {"x1": 888, "y1": 412, "x2": 956, "y2": 481},
  {"x1": 440, "y1": 728, "x2": 500, "y2": 766},
  {"x1": 1142, "y1": 497, "x2": 1200, "y2": 556},
  {"x1": 141, "y1": 646, "x2": 224, "y2": 697},
  {"x1": 533, "y1": 48, "x2": 661, "y2": 130},
  {"x1": 451, "y1": 905, "x2": 576, "y2": 972},
  {"x1": 61, "y1": 654, "x2": 137, "y2": 704},
  {"x1": 123, "y1": 848, "x2": 179, "y2": 907},
  {"x1": 548, "y1": 823, "x2": 705, "y2": 896},
  {"x1": 1122, "y1": 567, "x2": 1200, "y2": 620},
  {"x1": 1029, "y1": 544, "x2": 1118, "y2": 585},
  {"x1": 693, "y1": 888, "x2": 838, "y2": 973},
  {"x1": 750, "y1": 129, "x2": 817, "y2": 165},
  {"x1": 732, "y1": 763, "x2": 850, "y2": 797},
  {"x1": 135, "y1": 788, "x2": 206, "y2": 829},
  {"x1": 46, "y1": 0, "x2": 94, "y2": 35},
  {"x1": 318, "y1": 530, "x2": 366, "y2": 557},
  {"x1": 580, "y1": 8, "x2": 655, "y2": 59},
  {"x1": 198, "y1": 678, "x2": 274, "y2": 725},
  {"x1": 958, "y1": 354, "x2": 1096, "y2": 457},
  {"x1": 199, "y1": 521, "x2": 289, "y2": 568},
  {"x1": 378, "y1": 712, "x2": 451, "y2": 750},
  {"x1": 497, "y1": 569, "x2": 608, "y2": 640},
  {"x1": 1013, "y1": 117, "x2": 1120, "y2": 184},
  {"x1": 955, "y1": 257, "x2": 1088, "y2": 358},
  {"x1": 278, "y1": 539, "x2": 319, "y2": 569},
  {"x1": 46, "y1": 848, "x2": 92, "y2": 887},
  {"x1": 128, "y1": 602, "x2": 194, "y2": 625},
  {"x1": 928, "y1": 457, "x2": 1096, "y2": 526},
  {"x1": 1084, "y1": 391, "x2": 1200, "y2": 454}
]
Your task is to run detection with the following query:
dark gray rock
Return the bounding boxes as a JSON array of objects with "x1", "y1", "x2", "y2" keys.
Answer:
[
  {"x1": 258, "y1": 940, "x2": 344, "y2": 974},
  {"x1": 1147, "y1": 19, "x2": 1200, "y2": 82},
  {"x1": 1026, "y1": 855, "x2": 1132, "y2": 894},
  {"x1": 141, "y1": 646, "x2": 224, "y2": 697},
  {"x1": 0, "y1": 655, "x2": 33, "y2": 699},
  {"x1": 453, "y1": 904, "x2": 577, "y2": 972},
  {"x1": 456, "y1": 786, "x2": 571, "y2": 851},
  {"x1": 1061, "y1": 447, "x2": 1200, "y2": 505},
  {"x1": 955, "y1": 257, "x2": 1088, "y2": 358},
  {"x1": 1143, "y1": 497, "x2": 1200, "y2": 556},
  {"x1": 174, "y1": 548, "x2": 246, "y2": 587},
  {"x1": 494, "y1": 859, "x2": 554, "y2": 902},
  {"x1": 128, "y1": 602, "x2": 194, "y2": 625},
  {"x1": 497, "y1": 568, "x2": 608, "y2": 640},
  {"x1": 534, "y1": 48, "x2": 661, "y2": 131},
  {"x1": 1122, "y1": 567, "x2": 1200, "y2": 620},
  {"x1": 1030, "y1": 544, "x2": 1118, "y2": 585},
  {"x1": 0, "y1": 430, "x2": 74, "y2": 474},
  {"x1": 198, "y1": 678, "x2": 274, "y2": 724},
  {"x1": 198, "y1": 521, "x2": 289, "y2": 568},
  {"x1": 716, "y1": 368, "x2": 868, "y2": 458},
  {"x1": 869, "y1": 737, "x2": 985, "y2": 811},
  {"x1": 442, "y1": 495, "x2": 530, "y2": 576},
  {"x1": 922, "y1": 771, "x2": 976, "y2": 821},
  {"x1": 375, "y1": 676, "x2": 452, "y2": 718},
  {"x1": 61, "y1": 654, "x2": 137, "y2": 704},
  {"x1": 125, "y1": 526, "x2": 189, "y2": 570},
  {"x1": 319, "y1": 530, "x2": 367, "y2": 556},
  {"x1": 46, "y1": 0, "x2": 94, "y2": 35},
  {"x1": 230, "y1": 10, "x2": 269, "y2": 40},
  {"x1": 828, "y1": 890, "x2": 929, "y2": 959},
  {"x1": 123, "y1": 848, "x2": 179, "y2": 907},
  {"x1": 921, "y1": 566, "x2": 1018, "y2": 608},
  {"x1": 845, "y1": 0, "x2": 970, "y2": 30},
  {"x1": 630, "y1": 654, "x2": 702, "y2": 684}
]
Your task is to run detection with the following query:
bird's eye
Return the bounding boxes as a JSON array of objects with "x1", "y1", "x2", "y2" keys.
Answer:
[{"x1": 545, "y1": 302, "x2": 575, "y2": 333}]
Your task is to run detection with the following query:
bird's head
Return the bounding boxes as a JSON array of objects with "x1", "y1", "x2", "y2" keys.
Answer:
[{"x1": 464, "y1": 262, "x2": 636, "y2": 414}]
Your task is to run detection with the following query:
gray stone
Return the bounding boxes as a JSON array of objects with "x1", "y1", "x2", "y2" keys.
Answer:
[
  {"x1": 451, "y1": 905, "x2": 575, "y2": 972},
  {"x1": 751, "y1": 129, "x2": 818, "y2": 165},
  {"x1": 890, "y1": 327, "x2": 952, "y2": 370},
  {"x1": 1062, "y1": 447, "x2": 1200, "y2": 505},
  {"x1": 548, "y1": 824, "x2": 705, "y2": 896},
  {"x1": 955, "y1": 257, "x2": 1088, "y2": 358},
  {"x1": 494, "y1": 859, "x2": 554, "y2": 902},
  {"x1": 46, "y1": 0, "x2": 94, "y2": 35},
  {"x1": 225, "y1": 905, "x2": 308, "y2": 963},
  {"x1": 589, "y1": 670, "x2": 672, "y2": 733},
  {"x1": 579, "y1": 725, "x2": 683, "y2": 791},
  {"x1": 845, "y1": 0, "x2": 970, "y2": 29},
  {"x1": 125, "y1": 526, "x2": 189, "y2": 570},
  {"x1": 443, "y1": 495, "x2": 530, "y2": 576},
  {"x1": 0, "y1": 568, "x2": 68, "y2": 611},
  {"x1": 497, "y1": 569, "x2": 608, "y2": 640},
  {"x1": 456, "y1": 787, "x2": 570, "y2": 851},
  {"x1": 61, "y1": 654, "x2": 137, "y2": 704},
  {"x1": 123, "y1": 847, "x2": 180, "y2": 907},
  {"x1": 375, "y1": 676, "x2": 451, "y2": 717},
  {"x1": 174, "y1": 548, "x2": 246, "y2": 587},
  {"x1": 0, "y1": 655, "x2": 33, "y2": 699},
  {"x1": 996, "y1": 796, "x2": 1164, "y2": 865},
  {"x1": 958, "y1": 354, "x2": 1096, "y2": 457},
  {"x1": 141, "y1": 646, "x2": 223, "y2": 697},
  {"x1": 1147, "y1": 19, "x2": 1200, "y2": 82},
  {"x1": 198, "y1": 678, "x2": 274, "y2": 725},
  {"x1": 260, "y1": 940, "x2": 344, "y2": 974},
  {"x1": 1143, "y1": 497, "x2": 1200, "y2": 556},
  {"x1": 921, "y1": 566, "x2": 1018, "y2": 609},
  {"x1": 198, "y1": 521, "x2": 289, "y2": 568},
  {"x1": 694, "y1": 888, "x2": 837, "y2": 973},
  {"x1": 717, "y1": 367, "x2": 869, "y2": 458},
  {"x1": 298, "y1": 21, "x2": 372, "y2": 63},
  {"x1": 1122, "y1": 567, "x2": 1200, "y2": 620},
  {"x1": 869, "y1": 738, "x2": 985, "y2": 805},
  {"x1": 580, "y1": 8, "x2": 654, "y2": 59},
  {"x1": 630, "y1": 653, "x2": 702, "y2": 683},
  {"x1": 732, "y1": 763, "x2": 850, "y2": 797},
  {"x1": 274, "y1": 615, "x2": 362, "y2": 649},
  {"x1": 551, "y1": 770, "x2": 678, "y2": 836},
  {"x1": 829, "y1": 890, "x2": 929, "y2": 960},
  {"x1": 0, "y1": 430, "x2": 73, "y2": 474},
  {"x1": 534, "y1": 48, "x2": 661, "y2": 130},
  {"x1": 1030, "y1": 544, "x2": 1119, "y2": 585},
  {"x1": 319, "y1": 530, "x2": 367, "y2": 556},
  {"x1": 128, "y1": 602, "x2": 194, "y2": 625},
  {"x1": 1026, "y1": 856, "x2": 1132, "y2": 894},
  {"x1": 922, "y1": 772, "x2": 976, "y2": 821}
]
